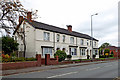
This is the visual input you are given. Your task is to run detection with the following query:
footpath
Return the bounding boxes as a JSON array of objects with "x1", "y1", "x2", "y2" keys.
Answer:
[{"x1": 1, "y1": 60, "x2": 117, "y2": 76}]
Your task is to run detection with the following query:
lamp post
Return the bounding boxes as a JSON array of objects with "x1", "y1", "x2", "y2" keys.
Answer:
[{"x1": 91, "y1": 13, "x2": 98, "y2": 59}]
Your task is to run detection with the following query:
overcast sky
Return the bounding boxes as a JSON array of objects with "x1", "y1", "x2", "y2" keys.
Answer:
[{"x1": 21, "y1": 0, "x2": 119, "y2": 47}]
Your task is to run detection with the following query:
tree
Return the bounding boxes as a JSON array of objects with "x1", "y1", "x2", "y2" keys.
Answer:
[
  {"x1": 99, "y1": 42, "x2": 111, "y2": 55},
  {"x1": 104, "y1": 49, "x2": 110, "y2": 57},
  {"x1": 54, "y1": 50, "x2": 67, "y2": 62},
  {"x1": 0, "y1": 0, "x2": 38, "y2": 35},
  {"x1": 99, "y1": 42, "x2": 111, "y2": 49},
  {"x1": 2, "y1": 36, "x2": 19, "y2": 55}
]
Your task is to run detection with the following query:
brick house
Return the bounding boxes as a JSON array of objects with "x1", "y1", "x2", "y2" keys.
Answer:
[
  {"x1": 13, "y1": 12, "x2": 99, "y2": 60},
  {"x1": 103, "y1": 46, "x2": 120, "y2": 57}
]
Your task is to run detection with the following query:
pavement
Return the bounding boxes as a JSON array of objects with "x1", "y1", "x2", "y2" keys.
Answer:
[{"x1": 1, "y1": 60, "x2": 116, "y2": 76}]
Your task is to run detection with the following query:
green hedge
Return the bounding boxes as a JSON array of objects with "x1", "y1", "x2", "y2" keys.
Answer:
[
  {"x1": 2, "y1": 57, "x2": 37, "y2": 63},
  {"x1": 54, "y1": 50, "x2": 67, "y2": 62}
]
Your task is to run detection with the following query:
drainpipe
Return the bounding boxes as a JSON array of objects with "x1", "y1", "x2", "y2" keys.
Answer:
[
  {"x1": 23, "y1": 22, "x2": 26, "y2": 57},
  {"x1": 53, "y1": 32, "x2": 55, "y2": 54}
]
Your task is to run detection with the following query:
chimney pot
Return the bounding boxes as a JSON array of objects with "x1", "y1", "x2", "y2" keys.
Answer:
[{"x1": 67, "y1": 25, "x2": 72, "y2": 32}]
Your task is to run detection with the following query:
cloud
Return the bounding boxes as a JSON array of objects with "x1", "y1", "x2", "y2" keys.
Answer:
[{"x1": 20, "y1": 0, "x2": 119, "y2": 47}]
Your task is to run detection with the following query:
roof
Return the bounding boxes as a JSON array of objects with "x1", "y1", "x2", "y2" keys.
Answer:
[
  {"x1": 27, "y1": 20, "x2": 98, "y2": 41},
  {"x1": 104, "y1": 46, "x2": 120, "y2": 50},
  {"x1": 14, "y1": 19, "x2": 98, "y2": 41}
]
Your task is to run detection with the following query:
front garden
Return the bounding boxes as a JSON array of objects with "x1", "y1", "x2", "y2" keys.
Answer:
[{"x1": 1, "y1": 54, "x2": 37, "y2": 63}]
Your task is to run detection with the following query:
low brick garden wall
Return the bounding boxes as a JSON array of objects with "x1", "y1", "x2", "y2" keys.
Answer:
[
  {"x1": 1, "y1": 54, "x2": 118, "y2": 70},
  {"x1": 1, "y1": 54, "x2": 58, "y2": 70},
  {"x1": 2, "y1": 61, "x2": 38, "y2": 70}
]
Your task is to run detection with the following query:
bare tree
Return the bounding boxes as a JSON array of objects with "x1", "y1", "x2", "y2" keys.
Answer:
[{"x1": 0, "y1": 0, "x2": 38, "y2": 35}]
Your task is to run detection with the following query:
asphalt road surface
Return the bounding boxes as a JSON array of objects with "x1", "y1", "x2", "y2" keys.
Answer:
[{"x1": 3, "y1": 61, "x2": 118, "y2": 78}]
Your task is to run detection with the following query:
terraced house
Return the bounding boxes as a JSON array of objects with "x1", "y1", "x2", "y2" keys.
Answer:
[{"x1": 13, "y1": 12, "x2": 99, "y2": 60}]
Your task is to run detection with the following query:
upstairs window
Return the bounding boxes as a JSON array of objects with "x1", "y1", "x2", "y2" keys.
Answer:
[
  {"x1": 90, "y1": 41, "x2": 91, "y2": 46},
  {"x1": 63, "y1": 35, "x2": 65, "y2": 42},
  {"x1": 81, "y1": 39, "x2": 84, "y2": 45},
  {"x1": 87, "y1": 40, "x2": 89, "y2": 46},
  {"x1": 57, "y1": 34, "x2": 60, "y2": 42},
  {"x1": 70, "y1": 37, "x2": 74, "y2": 44},
  {"x1": 94, "y1": 42, "x2": 96, "y2": 46},
  {"x1": 44, "y1": 32, "x2": 50, "y2": 41}
]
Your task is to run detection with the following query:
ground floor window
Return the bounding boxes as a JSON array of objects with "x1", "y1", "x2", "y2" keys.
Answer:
[
  {"x1": 42, "y1": 48, "x2": 52, "y2": 56},
  {"x1": 69, "y1": 47, "x2": 77, "y2": 55},
  {"x1": 80, "y1": 48, "x2": 85, "y2": 56},
  {"x1": 94, "y1": 49, "x2": 98, "y2": 55}
]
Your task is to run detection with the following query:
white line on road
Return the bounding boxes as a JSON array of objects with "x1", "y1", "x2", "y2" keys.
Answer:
[
  {"x1": 104, "y1": 65, "x2": 112, "y2": 68},
  {"x1": 86, "y1": 67, "x2": 100, "y2": 71},
  {"x1": 47, "y1": 71, "x2": 78, "y2": 78}
]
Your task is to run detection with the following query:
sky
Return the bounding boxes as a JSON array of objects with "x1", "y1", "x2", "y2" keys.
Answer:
[{"x1": 21, "y1": 0, "x2": 119, "y2": 47}]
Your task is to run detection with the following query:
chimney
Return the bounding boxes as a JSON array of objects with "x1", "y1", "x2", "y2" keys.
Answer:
[
  {"x1": 27, "y1": 12, "x2": 32, "y2": 22},
  {"x1": 19, "y1": 16, "x2": 23, "y2": 24},
  {"x1": 67, "y1": 25, "x2": 72, "y2": 32}
]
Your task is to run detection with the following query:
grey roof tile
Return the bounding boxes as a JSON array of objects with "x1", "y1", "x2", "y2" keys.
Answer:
[{"x1": 26, "y1": 20, "x2": 98, "y2": 41}]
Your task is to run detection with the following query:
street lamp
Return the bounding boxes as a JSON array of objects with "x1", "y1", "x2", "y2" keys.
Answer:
[{"x1": 91, "y1": 13, "x2": 98, "y2": 59}]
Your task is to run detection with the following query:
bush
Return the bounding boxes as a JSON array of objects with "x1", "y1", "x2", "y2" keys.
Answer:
[
  {"x1": 111, "y1": 51, "x2": 114, "y2": 55},
  {"x1": 104, "y1": 49, "x2": 110, "y2": 55},
  {"x1": 99, "y1": 55, "x2": 105, "y2": 58},
  {"x1": 25, "y1": 57, "x2": 37, "y2": 61},
  {"x1": 110, "y1": 54, "x2": 114, "y2": 57},
  {"x1": 5, "y1": 54, "x2": 10, "y2": 58},
  {"x1": 67, "y1": 55, "x2": 72, "y2": 58},
  {"x1": 54, "y1": 50, "x2": 67, "y2": 62},
  {"x1": 2, "y1": 54, "x2": 5, "y2": 58},
  {"x1": 11, "y1": 53, "x2": 16, "y2": 57},
  {"x1": 93, "y1": 55, "x2": 96, "y2": 59}
]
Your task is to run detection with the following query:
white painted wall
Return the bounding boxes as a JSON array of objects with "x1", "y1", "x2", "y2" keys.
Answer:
[{"x1": 15, "y1": 21, "x2": 99, "y2": 59}]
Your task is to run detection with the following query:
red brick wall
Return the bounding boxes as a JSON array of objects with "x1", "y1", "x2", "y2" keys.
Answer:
[
  {"x1": 41, "y1": 58, "x2": 45, "y2": 65},
  {"x1": 2, "y1": 61, "x2": 38, "y2": 70}
]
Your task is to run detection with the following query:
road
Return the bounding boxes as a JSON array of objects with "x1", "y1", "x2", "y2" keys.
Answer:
[{"x1": 3, "y1": 61, "x2": 118, "y2": 79}]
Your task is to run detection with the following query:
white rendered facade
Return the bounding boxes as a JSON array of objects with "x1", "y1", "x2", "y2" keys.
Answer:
[{"x1": 14, "y1": 20, "x2": 99, "y2": 60}]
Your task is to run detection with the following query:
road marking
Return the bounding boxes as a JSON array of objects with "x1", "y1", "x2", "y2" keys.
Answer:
[
  {"x1": 86, "y1": 67, "x2": 100, "y2": 71},
  {"x1": 47, "y1": 71, "x2": 78, "y2": 78},
  {"x1": 104, "y1": 65, "x2": 112, "y2": 68}
]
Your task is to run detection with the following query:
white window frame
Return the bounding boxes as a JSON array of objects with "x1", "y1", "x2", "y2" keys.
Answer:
[
  {"x1": 87, "y1": 40, "x2": 89, "y2": 46},
  {"x1": 90, "y1": 41, "x2": 91, "y2": 46},
  {"x1": 69, "y1": 47, "x2": 77, "y2": 55},
  {"x1": 81, "y1": 39, "x2": 84, "y2": 45},
  {"x1": 42, "y1": 48, "x2": 52, "y2": 56},
  {"x1": 57, "y1": 34, "x2": 60, "y2": 42},
  {"x1": 70, "y1": 37, "x2": 74, "y2": 44},
  {"x1": 44, "y1": 32, "x2": 50, "y2": 41},
  {"x1": 94, "y1": 42, "x2": 96, "y2": 46},
  {"x1": 63, "y1": 35, "x2": 65, "y2": 42},
  {"x1": 80, "y1": 48, "x2": 86, "y2": 56}
]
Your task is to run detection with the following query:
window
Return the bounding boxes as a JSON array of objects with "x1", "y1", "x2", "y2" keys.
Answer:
[
  {"x1": 87, "y1": 40, "x2": 89, "y2": 46},
  {"x1": 70, "y1": 37, "x2": 74, "y2": 44},
  {"x1": 63, "y1": 35, "x2": 65, "y2": 42},
  {"x1": 90, "y1": 41, "x2": 91, "y2": 46},
  {"x1": 57, "y1": 34, "x2": 60, "y2": 42},
  {"x1": 43, "y1": 48, "x2": 52, "y2": 56},
  {"x1": 80, "y1": 48, "x2": 85, "y2": 56},
  {"x1": 44, "y1": 32, "x2": 50, "y2": 41},
  {"x1": 95, "y1": 50, "x2": 98, "y2": 55},
  {"x1": 62, "y1": 48, "x2": 66, "y2": 51},
  {"x1": 116, "y1": 49, "x2": 118, "y2": 52},
  {"x1": 56, "y1": 48, "x2": 60, "y2": 51},
  {"x1": 94, "y1": 42, "x2": 96, "y2": 46},
  {"x1": 81, "y1": 39, "x2": 84, "y2": 45},
  {"x1": 69, "y1": 48, "x2": 77, "y2": 55}
]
